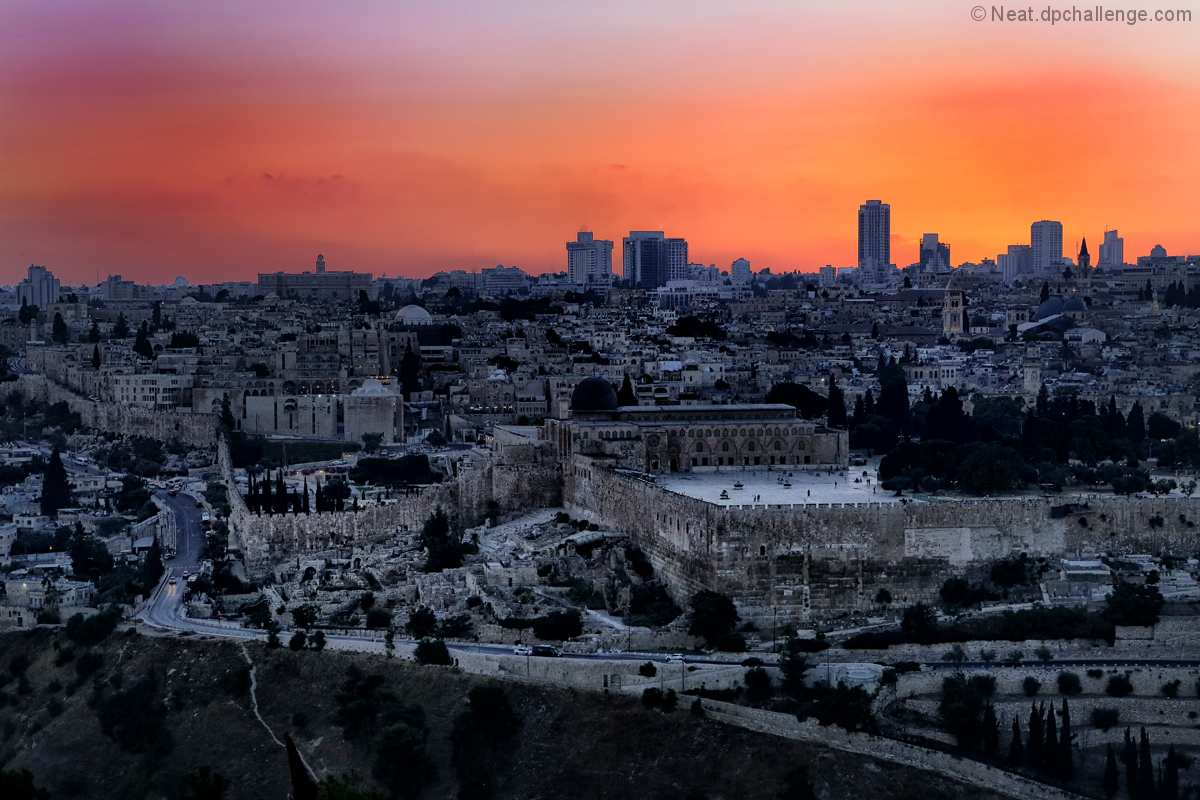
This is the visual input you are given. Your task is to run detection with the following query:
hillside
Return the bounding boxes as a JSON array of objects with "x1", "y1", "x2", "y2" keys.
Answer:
[{"x1": 0, "y1": 626, "x2": 1010, "y2": 800}]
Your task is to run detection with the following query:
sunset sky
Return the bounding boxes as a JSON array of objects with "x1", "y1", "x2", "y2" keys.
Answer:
[{"x1": 1, "y1": 0, "x2": 1198, "y2": 286}]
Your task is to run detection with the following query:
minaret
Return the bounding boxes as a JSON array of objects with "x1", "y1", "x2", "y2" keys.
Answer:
[{"x1": 316, "y1": 254, "x2": 326, "y2": 274}]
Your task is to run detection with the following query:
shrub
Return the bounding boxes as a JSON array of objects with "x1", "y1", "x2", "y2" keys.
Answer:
[
  {"x1": 1106, "y1": 675, "x2": 1133, "y2": 697},
  {"x1": 662, "y1": 688, "x2": 678, "y2": 712},
  {"x1": 414, "y1": 638, "x2": 453, "y2": 666},
  {"x1": 1057, "y1": 671, "x2": 1082, "y2": 695},
  {"x1": 531, "y1": 610, "x2": 582, "y2": 642},
  {"x1": 716, "y1": 632, "x2": 747, "y2": 652},
  {"x1": 1091, "y1": 707, "x2": 1120, "y2": 730},
  {"x1": 288, "y1": 632, "x2": 306, "y2": 651},
  {"x1": 639, "y1": 662, "x2": 657, "y2": 678},
  {"x1": 1022, "y1": 677, "x2": 1041, "y2": 697},
  {"x1": 1162, "y1": 679, "x2": 1181, "y2": 698},
  {"x1": 65, "y1": 607, "x2": 122, "y2": 645},
  {"x1": 74, "y1": 651, "x2": 103, "y2": 679},
  {"x1": 1086, "y1": 669, "x2": 1103, "y2": 679},
  {"x1": 744, "y1": 667, "x2": 772, "y2": 701},
  {"x1": 366, "y1": 608, "x2": 394, "y2": 630},
  {"x1": 642, "y1": 687, "x2": 664, "y2": 709}
]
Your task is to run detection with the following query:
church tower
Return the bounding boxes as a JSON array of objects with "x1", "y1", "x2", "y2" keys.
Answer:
[
  {"x1": 942, "y1": 273, "x2": 964, "y2": 339},
  {"x1": 1077, "y1": 238, "x2": 1090, "y2": 271}
]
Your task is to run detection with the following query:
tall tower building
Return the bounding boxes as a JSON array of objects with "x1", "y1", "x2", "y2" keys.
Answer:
[
  {"x1": 731, "y1": 258, "x2": 751, "y2": 282},
  {"x1": 566, "y1": 231, "x2": 614, "y2": 286},
  {"x1": 622, "y1": 231, "x2": 686, "y2": 289},
  {"x1": 942, "y1": 274, "x2": 964, "y2": 339},
  {"x1": 1030, "y1": 220, "x2": 1063, "y2": 273},
  {"x1": 919, "y1": 234, "x2": 950, "y2": 272},
  {"x1": 17, "y1": 265, "x2": 60, "y2": 308},
  {"x1": 858, "y1": 200, "x2": 891, "y2": 280},
  {"x1": 1098, "y1": 230, "x2": 1124, "y2": 267}
]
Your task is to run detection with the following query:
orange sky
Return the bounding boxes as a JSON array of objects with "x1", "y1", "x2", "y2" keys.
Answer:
[{"x1": 1, "y1": 0, "x2": 1199, "y2": 285}]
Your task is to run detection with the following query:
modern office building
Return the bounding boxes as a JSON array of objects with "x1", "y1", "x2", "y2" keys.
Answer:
[
  {"x1": 622, "y1": 232, "x2": 688, "y2": 290},
  {"x1": 1098, "y1": 229, "x2": 1124, "y2": 268},
  {"x1": 857, "y1": 200, "x2": 891, "y2": 280},
  {"x1": 1031, "y1": 220, "x2": 1064, "y2": 273},
  {"x1": 918, "y1": 234, "x2": 950, "y2": 272},
  {"x1": 17, "y1": 265, "x2": 60, "y2": 308},
  {"x1": 565, "y1": 232, "x2": 614, "y2": 287},
  {"x1": 998, "y1": 244, "x2": 1033, "y2": 284}
]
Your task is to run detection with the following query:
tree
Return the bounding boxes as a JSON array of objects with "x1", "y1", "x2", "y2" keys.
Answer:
[
  {"x1": 688, "y1": 590, "x2": 739, "y2": 647},
  {"x1": 900, "y1": 603, "x2": 938, "y2": 641},
  {"x1": 414, "y1": 637, "x2": 453, "y2": 666},
  {"x1": 778, "y1": 636, "x2": 811, "y2": 699},
  {"x1": 219, "y1": 393, "x2": 236, "y2": 430},
  {"x1": 421, "y1": 507, "x2": 476, "y2": 572},
  {"x1": 826, "y1": 374, "x2": 847, "y2": 429},
  {"x1": 765, "y1": 382, "x2": 828, "y2": 420},
  {"x1": 0, "y1": 768, "x2": 51, "y2": 800},
  {"x1": 1137, "y1": 727, "x2": 1155, "y2": 799},
  {"x1": 744, "y1": 667, "x2": 772, "y2": 700},
  {"x1": 133, "y1": 321, "x2": 154, "y2": 359},
  {"x1": 1008, "y1": 717, "x2": 1024, "y2": 766},
  {"x1": 1040, "y1": 281, "x2": 1051, "y2": 303},
  {"x1": 289, "y1": 631, "x2": 307, "y2": 650},
  {"x1": 88, "y1": 320, "x2": 101, "y2": 342},
  {"x1": 113, "y1": 312, "x2": 130, "y2": 339},
  {"x1": 779, "y1": 766, "x2": 817, "y2": 800},
  {"x1": 311, "y1": 631, "x2": 326, "y2": 651},
  {"x1": 373, "y1": 720, "x2": 435, "y2": 800},
  {"x1": 406, "y1": 605, "x2": 438, "y2": 639},
  {"x1": 617, "y1": 374, "x2": 638, "y2": 406},
  {"x1": 286, "y1": 733, "x2": 318, "y2": 800},
  {"x1": 361, "y1": 432, "x2": 383, "y2": 454},
  {"x1": 182, "y1": 766, "x2": 230, "y2": 800},
  {"x1": 51, "y1": 312, "x2": 69, "y2": 344},
  {"x1": 41, "y1": 445, "x2": 73, "y2": 517},
  {"x1": 1059, "y1": 697, "x2": 1073, "y2": 781},
  {"x1": 1103, "y1": 744, "x2": 1119, "y2": 800},
  {"x1": 18, "y1": 301, "x2": 39, "y2": 326},
  {"x1": 140, "y1": 536, "x2": 164, "y2": 587},
  {"x1": 292, "y1": 604, "x2": 319, "y2": 630},
  {"x1": 92, "y1": 344, "x2": 101, "y2": 369},
  {"x1": 152, "y1": 301, "x2": 162, "y2": 330},
  {"x1": 1126, "y1": 401, "x2": 1146, "y2": 442},
  {"x1": 399, "y1": 342, "x2": 423, "y2": 399},
  {"x1": 1106, "y1": 582, "x2": 1165, "y2": 627}
]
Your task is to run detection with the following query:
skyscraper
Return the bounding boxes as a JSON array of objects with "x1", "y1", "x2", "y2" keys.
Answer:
[
  {"x1": 998, "y1": 244, "x2": 1032, "y2": 284},
  {"x1": 566, "y1": 231, "x2": 614, "y2": 286},
  {"x1": 858, "y1": 200, "x2": 891, "y2": 280},
  {"x1": 731, "y1": 258, "x2": 751, "y2": 282},
  {"x1": 919, "y1": 234, "x2": 950, "y2": 272},
  {"x1": 622, "y1": 231, "x2": 687, "y2": 289},
  {"x1": 1098, "y1": 229, "x2": 1124, "y2": 267},
  {"x1": 17, "y1": 265, "x2": 60, "y2": 308},
  {"x1": 1030, "y1": 220, "x2": 1063, "y2": 273}
]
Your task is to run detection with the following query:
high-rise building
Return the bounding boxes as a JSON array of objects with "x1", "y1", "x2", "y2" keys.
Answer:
[
  {"x1": 998, "y1": 244, "x2": 1033, "y2": 284},
  {"x1": 1098, "y1": 229, "x2": 1124, "y2": 267},
  {"x1": 565, "y1": 232, "x2": 614, "y2": 286},
  {"x1": 622, "y1": 232, "x2": 687, "y2": 289},
  {"x1": 1031, "y1": 220, "x2": 1064, "y2": 273},
  {"x1": 919, "y1": 234, "x2": 950, "y2": 272},
  {"x1": 17, "y1": 265, "x2": 60, "y2": 308},
  {"x1": 858, "y1": 200, "x2": 891, "y2": 280},
  {"x1": 731, "y1": 258, "x2": 751, "y2": 282}
]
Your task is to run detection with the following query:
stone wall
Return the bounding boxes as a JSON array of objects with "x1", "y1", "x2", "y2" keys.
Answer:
[
  {"x1": 16, "y1": 374, "x2": 218, "y2": 447},
  {"x1": 566, "y1": 457, "x2": 1200, "y2": 624}
]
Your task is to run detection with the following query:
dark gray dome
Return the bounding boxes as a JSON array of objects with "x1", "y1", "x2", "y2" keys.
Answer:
[
  {"x1": 1035, "y1": 295, "x2": 1065, "y2": 321},
  {"x1": 1062, "y1": 296, "x2": 1086, "y2": 312},
  {"x1": 571, "y1": 376, "x2": 618, "y2": 412}
]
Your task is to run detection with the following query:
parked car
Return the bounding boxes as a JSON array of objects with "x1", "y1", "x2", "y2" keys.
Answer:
[
  {"x1": 513, "y1": 646, "x2": 532, "y2": 656},
  {"x1": 665, "y1": 654, "x2": 686, "y2": 663},
  {"x1": 741, "y1": 656, "x2": 765, "y2": 667},
  {"x1": 531, "y1": 645, "x2": 562, "y2": 658}
]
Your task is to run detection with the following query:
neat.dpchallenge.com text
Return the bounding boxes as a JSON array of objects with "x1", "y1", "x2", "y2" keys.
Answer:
[{"x1": 971, "y1": 6, "x2": 1191, "y2": 23}]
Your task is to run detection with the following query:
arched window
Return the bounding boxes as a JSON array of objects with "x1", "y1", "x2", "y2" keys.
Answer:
[
  {"x1": 798, "y1": 441, "x2": 806, "y2": 450},
  {"x1": 695, "y1": 442, "x2": 704, "y2": 453},
  {"x1": 722, "y1": 442, "x2": 730, "y2": 452},
  {"x1": 747, "y1": 440, "x2": 756, "y2": 452},
  {"x1": 774, "y1": 441, "x2": 782, "y2": 451}
]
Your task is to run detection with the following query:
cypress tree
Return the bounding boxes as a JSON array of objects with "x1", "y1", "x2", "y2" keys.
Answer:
[
  {"x1": 1162, "y1": 744, "x2": 1179, "y2": 800},
  {"x1": 863, "y1": 388, "x2": 875, "y2": 418},
  {"x1": 826, "y1": 374, "x2": 847, "y2": 429},
  {"x1": 1103, "y1": 744, "x2": 1118, "y2": 800},
  {"x1": 41, "y1": 445, "x2": 73, "y2": 518},
  {"x1": 1137, "y1": 727, "x2": 1155, "y2": 799},
  {"x1": 275, "y1": 471, "x2": 286, "y2": 514},
  {"x1": 1059, "y1": 697, "x2": 1073, "y2": 781},
  {"x1": 1008, "y1": 717, "x2": 1023, "y2": 767},
  {"x1": 982, "y1": 703, "x2": 999, "y2": 754},
  {"x1": 262, "y1": 472, "x2": 273, "y2": 516},
  {"x1": 1045, "y1": 704, "x2": 1058, "y2": 777},
  {"x1": 852, "y1": 395, "x2": 865, "y2": 426},
  {"x1": 617, "y1": 374, "x2": 637, "y2": 406},
  {"x1": 1127, "y1": 401, "x2": 1146, "y2": 442},
  {"x1": 302, "y1": 478, "x2": 310, "y2": 514},
  {"x1": 1041, "y1": 281, "x2": 1050, "y2": 302},
  {"x1": 92, "y1": 344, "x2": 101, "y2": 369},
  {"x1": 1027, "y1": 704, "x2": 1044, "y2": 771},
  {"x1": 1123, "y1": 728, "x2": 1137, "y2": 799},
  {"x1": 315, "y1": 483, "x2": 324, "y2": 514}
]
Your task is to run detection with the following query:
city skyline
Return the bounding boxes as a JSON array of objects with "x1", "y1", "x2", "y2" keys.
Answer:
[{"x1": 2, "y1": 1, "x2": 1199, "y2": 285}]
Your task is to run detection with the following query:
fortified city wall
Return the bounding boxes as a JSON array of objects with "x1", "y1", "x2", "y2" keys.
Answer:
[
  {"x1": 565, "y1": 455, "x2": 1200, "y2": 624},
  {"x1": 15, "y1": 374, "x2": 219, "y2": 447}
]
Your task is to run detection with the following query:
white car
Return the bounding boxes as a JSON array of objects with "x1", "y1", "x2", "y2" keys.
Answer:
[
  {"x1": 514, "y1": 646, "x2": 532, "y2": 656},
  {"x1": 665, "y1": 654, "x2": 686, "y2": 663}
]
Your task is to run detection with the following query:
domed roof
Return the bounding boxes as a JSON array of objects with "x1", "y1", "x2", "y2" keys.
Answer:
[
  {"x1": 571, "y1": 376, "x2": 619, "y2": 413},
  {"x1": 1062, "y1": 296, "x2": 1086, "y2": 312},
  {"x1": 351, "y1": 378, "x2": 393, "y2": 396},
  {"x1": 395, "y1": 304, "x2": 432, "y2": 324},
  {"x1": 1035, "y1": 295, "x2": 1065, "y2": 321}
]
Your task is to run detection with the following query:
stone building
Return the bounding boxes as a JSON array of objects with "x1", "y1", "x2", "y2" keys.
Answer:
[{"x1": 543, "y1": 376, "x2": 848, "y2": 473}]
